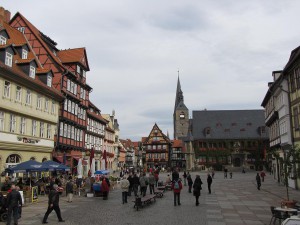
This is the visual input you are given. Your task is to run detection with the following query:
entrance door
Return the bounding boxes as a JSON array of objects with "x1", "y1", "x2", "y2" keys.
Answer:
[{"x1": 233, "y1": 158, "x2": 241, "y2": 167}]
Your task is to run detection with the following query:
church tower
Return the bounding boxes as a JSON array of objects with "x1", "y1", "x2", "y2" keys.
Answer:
[{"x1": 173, "y1": 75, "x2": 189, "y2": 139}]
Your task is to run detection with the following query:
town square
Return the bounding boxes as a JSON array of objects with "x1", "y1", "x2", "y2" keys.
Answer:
[{"x1": 1, "y1": 1, "x2": 300, "y2": 225}]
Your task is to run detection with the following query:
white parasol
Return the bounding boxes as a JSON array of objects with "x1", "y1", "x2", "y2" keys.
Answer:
[
  {"x1": 77, "y1": 158, "x2": 83, "y2": 179},
  {"x1": 90, "y1": 158, "x2": 95, "y2": 177}
]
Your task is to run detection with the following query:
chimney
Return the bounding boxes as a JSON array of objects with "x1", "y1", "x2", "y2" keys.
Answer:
[{"x1": 0, "y1": 7, "x2": 11, "y2": 25}]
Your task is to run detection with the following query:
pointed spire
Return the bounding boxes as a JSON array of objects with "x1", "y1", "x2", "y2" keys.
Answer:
[{"x1": 174, "y1": 70, "x2": 184, "y2": 111}]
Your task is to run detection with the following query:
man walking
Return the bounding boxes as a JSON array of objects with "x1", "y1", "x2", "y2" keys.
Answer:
[
  {"x1": 6, "y1": 184, "x2": 22, "y2": 225},
  {"x1": 207, "y1": 173, "x2": 212, "y2": 194},
  {"x1": 256, "y1": 173, "x2": 261, "y2": 190},
  {"x1": 42, "y1": 184, "x2": 65, "y2": 224},
  {"x1": 148, "y1": 173, "x2": 155, "y2": 195},
  {"x1": 120, "y1": 176, "x2": 130, "y2": 204}
]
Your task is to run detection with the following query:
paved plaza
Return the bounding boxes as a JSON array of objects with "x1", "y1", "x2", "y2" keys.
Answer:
[{"x1": 18, "y1": 171, "x2": 300, "y2": 225}]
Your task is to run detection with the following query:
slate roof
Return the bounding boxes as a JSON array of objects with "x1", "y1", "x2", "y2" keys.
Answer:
[{"x1": 192, "y1": 109, "x2": 268, "y2": 140}]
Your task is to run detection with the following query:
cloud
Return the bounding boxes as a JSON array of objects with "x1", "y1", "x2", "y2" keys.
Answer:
[{"x1": 2, "y1": 0, "x2": 300, "y2": 141}]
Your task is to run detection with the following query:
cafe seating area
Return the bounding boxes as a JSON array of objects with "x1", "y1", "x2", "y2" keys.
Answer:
[{"x1": 269, "y1": 205, "x2": 299, "y2": 225}]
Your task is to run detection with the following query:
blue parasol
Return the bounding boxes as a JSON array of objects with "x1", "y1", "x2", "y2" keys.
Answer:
[
  {"x1": 42, "y1": 160, "x2": 70, "y2": 172},
  {"x1": 94, "y1": 170, "x2": 110, "y2": 175}
]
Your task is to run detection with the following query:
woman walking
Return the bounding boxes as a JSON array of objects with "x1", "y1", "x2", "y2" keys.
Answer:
[{"x1": 193, "y1": 175, "x2": 203, "y2": 206}]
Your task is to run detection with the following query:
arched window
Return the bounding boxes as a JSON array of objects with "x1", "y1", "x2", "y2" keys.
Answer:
[
  {"x1": 6, "y1": 154, "x2": 21, "y2": 164},
  {"x1": 42, "y1": 158, "x2": 47, "y2": 162},
  {"x1": 30, "y1": 157, "x2": 36, "y2": 161}
]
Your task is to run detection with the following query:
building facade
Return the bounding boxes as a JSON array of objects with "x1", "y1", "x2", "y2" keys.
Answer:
[
  {"x1": 9, "y1": 11, "x2": 92, "y2": 174},
  {"x1": 143, "y1": 123, "x2": 171, "y2": 170},
  {"x1": 0, "y1": 14, "x2": 64, "y2": 174},
  {"x1": 174, "y1": 77, "x2": 269, "y2": 171}
]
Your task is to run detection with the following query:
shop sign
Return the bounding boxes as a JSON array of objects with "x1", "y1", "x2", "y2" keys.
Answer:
[{"x1": 17, "y1": 136, "x2": 40, "y2": 144}]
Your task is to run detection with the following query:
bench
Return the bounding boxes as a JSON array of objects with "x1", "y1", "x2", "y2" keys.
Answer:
[
  {"x1": 133, "y1": 194, "x2": 156, "y2": 211},
  {"x1": 154, "y1": 189, "x2": 164, "y2": 198},
  {"x1": 157, "y1": 185, "x2": 166, "y2": 191}
]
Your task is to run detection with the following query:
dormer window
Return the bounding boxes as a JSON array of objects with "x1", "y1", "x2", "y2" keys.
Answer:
[
  {"x1": 47, "y1": 75, "x2": 52, "y2": 87},
  {"x1": 29, "y1": 66, "x2": 36, "y2": 79},
  {"x1": 77, "y1": 65, "x2": 81, "y2": 74},
  {"x1": 17, "y1": 27, "x2": 25, "y2": 33},
  {"x1": 22, "y1": 49, "x2": 28, "y2": 59},
  {"x1": 5, "y1": 52, "x2": 12, "y2": 67},
  {"x1": 0, "y1": 36, "x2": 7, "y2": 45}
]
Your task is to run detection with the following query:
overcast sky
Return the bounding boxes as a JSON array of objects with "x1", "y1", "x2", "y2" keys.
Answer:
[{"x1": 2, "y1": 1, "x2": 300, "y2": 141}]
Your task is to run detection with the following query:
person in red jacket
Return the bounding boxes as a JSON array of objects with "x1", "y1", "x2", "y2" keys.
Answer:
[
  {"x1": 101, "y1": 177, "x2": 109, "y2": 200},
  {"x1": 171, "y1": 178, "x2": 183, "y2": 206}
]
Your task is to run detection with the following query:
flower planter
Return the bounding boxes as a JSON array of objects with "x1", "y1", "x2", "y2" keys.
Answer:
[{"x1": 281, "y1": 200, "x2": 297, "y2": 208}]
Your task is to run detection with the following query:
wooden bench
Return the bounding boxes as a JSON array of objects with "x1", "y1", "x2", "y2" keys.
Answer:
[
  {"x1": 154, "y1": 189, "x2": 164, "y2": 198},
  {"x1": 133, "y1": 194, "x2": 156, "y2": 211},
  {"x1": 157, "y1": 185, "x2": 166, "y2": 191}
]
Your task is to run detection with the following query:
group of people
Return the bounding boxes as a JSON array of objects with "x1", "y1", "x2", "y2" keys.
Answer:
[
  {"x1": 171, "y1": 169, "x2": 213, "y2": 206},
  {"x1": 119, "y1": 171, "x2": 160, "y2": 204}
]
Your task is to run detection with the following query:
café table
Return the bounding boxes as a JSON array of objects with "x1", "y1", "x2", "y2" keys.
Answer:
[{"x1": 275, "y1": 207, "x2": 298, "y2": 218}]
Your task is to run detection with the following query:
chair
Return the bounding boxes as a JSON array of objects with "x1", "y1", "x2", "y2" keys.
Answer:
[{"x1": 269, "y1": 206, "x2": 288, "y2": 225}]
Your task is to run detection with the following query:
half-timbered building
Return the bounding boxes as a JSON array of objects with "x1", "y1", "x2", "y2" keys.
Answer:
[
  {"x1": 9, "y1": 12, "x2": 92, "y2": 172},
  {"x1": 143, "y1": 123, "x2": 171, "y2": 170},
  {"x1": 0, "y1": 10, "x2": 64, "y2": 173}
]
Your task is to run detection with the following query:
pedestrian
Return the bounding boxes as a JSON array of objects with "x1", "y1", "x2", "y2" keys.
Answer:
[
  {"x1": 148, "y1": 173, "x2": 155, "y2": 195},
  {"x1": 15, "y1": 185, "x2": 22, "y2": 219},
  {"x1": 154, "y1": 171, "x2": 159, "y2": 187},
  {"x1": 183, "y1": 171, "x2": 187, "y2": 186},
  {"x1": 260, "y1": 171, "x2": 266, "y2": 182},
  {"x1": 132, "y1": 173, "x2": 140, "y2": 197},
  {"x1": 207, "y1": 173, "x2": 212, "y2": 194},
  {"x1": 127, "y1": 174, "x2": 133, "y2": 196},
  {"x1": 256, "y1": 173, "x2": 261, "y2": 190},
  {"x1": 120, "y1": 176, "x2": 130, "y2": 204},
  {"x1": 66, "y1": 176, "x2": 74, "y2": 203},
  {"x1": 165, "y1": 174, "x2": 171, "y2": 185},
  {"x1": 171, "y1": 178, "x2": 182, "y2": 206},
  {"x1": 187, "y1": 172, "x2": 193, "y2": 193},
  {"x1": 42, "y1": 184, "x2": 65, "y2": 224},
  {"x1": 224, "y1": 168, "x2": 228, "y2": 178},
  {"x1": 139, "y1": 173, "x2": 148, "y2": 197},
  {"x1": 229, "y1": 170, "x2": 233, "y2": 179},
  {"x1": 172, "y1": 168, "x2": 179, "y2": 181},
  {"x1": 6, "y1": 184, "x2": 22, "y2": 225},
  {"x1": 101, "y1": 177, "x2": 109, "y2": 200},
  {"x1": 193, "y1": 175, "x2": 203, "y2": 206}
]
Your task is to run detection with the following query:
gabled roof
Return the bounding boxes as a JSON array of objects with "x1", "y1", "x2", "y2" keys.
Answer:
[
  {"x1": 144, "y1": 123, "x2": 171, "y2": 144},
  {"x1": 10, "y1": 12, "x2": 65, "y2": 71},
  {"x1": 57, "y1": 48, "x2": 90, "y2": 71},
  {"x1": 283, "y1": 46, "x2": 300, "y2": 72}
]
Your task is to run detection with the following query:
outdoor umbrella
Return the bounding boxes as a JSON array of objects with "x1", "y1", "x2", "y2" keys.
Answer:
[
  {"x1": 90, "y1": 158, "x2": 95, "y2": 177},
  {"x1": 94, "y1": 170, "x2": 110, "y2": 175},
  {"x1": 42, "y1": 160, "x2": 70, "y2": 172},
  {"x1": 77, "y1": 158, "x2": 83, "y2": 178},
  {"x1": 7, "y1": 160, "x2": 47, "y2": 173}
]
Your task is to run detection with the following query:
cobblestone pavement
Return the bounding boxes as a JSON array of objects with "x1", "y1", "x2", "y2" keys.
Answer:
[{"x1": 18, "y1": 171, "x2": 300, "y2": 225}]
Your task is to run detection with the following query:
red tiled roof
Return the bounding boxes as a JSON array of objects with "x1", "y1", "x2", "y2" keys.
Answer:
[
  {"x1": 57, "y1": 48, "x2": 89, "y2": 71},
  {"x1": 10, "y1": 12, "x2": 65, "y2": 71},
  {"x1": 0, "y1": 22, "x2": 63, "y2": 100}
]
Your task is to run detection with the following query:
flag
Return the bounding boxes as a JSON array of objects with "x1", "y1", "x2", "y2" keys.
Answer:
[
  {"x1": 90, "y1": 147, "x2": 95, "y2": 166},
  {"x1": 103, "y1": 149, "x2": 107, "y2": 170}
]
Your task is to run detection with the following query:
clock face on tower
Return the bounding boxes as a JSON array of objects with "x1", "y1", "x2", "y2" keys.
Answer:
[{"x1": 179, "y1": 113, "x2": 185, "y2": 119}]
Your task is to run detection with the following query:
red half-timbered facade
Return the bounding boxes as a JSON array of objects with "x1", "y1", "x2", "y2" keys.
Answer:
[{"x1": 9, "y1": 13, "x2": 93, "y2": 170}]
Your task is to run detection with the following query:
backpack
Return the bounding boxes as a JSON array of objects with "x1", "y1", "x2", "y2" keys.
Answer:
[{"x1": 174, "y1": 180, "x2": 180, "y2": 190}]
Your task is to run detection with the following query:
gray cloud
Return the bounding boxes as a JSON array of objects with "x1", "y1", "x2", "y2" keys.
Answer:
[{"x1": 3, "y1": 0, "x2": 300, "y2": 141}]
